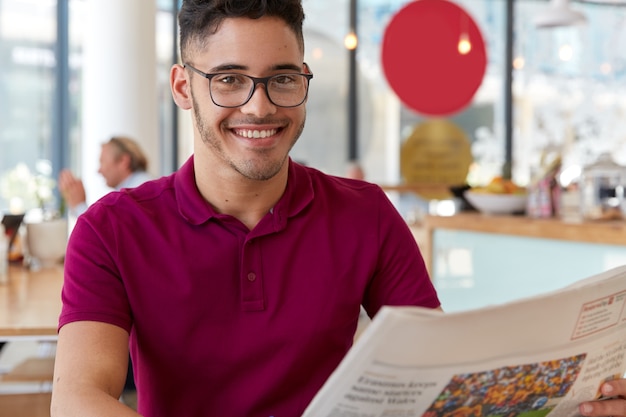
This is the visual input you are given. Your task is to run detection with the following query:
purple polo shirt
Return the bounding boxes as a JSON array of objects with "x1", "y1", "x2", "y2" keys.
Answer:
[{"x1": 59, "y1": 156, "x2": 439, "y2": 417}]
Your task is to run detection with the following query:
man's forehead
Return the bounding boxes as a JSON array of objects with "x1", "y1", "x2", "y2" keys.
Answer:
[{"x1": 192, "y1": 16, "x2": 300, "y2": 51}]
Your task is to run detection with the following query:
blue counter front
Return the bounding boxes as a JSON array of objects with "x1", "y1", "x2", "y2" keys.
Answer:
[{"x1": 420, "y1": 214, "x2": 626, "y2": 313}]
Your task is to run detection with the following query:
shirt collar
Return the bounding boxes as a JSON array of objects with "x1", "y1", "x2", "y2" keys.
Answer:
[{"x1": 175, "y1": 156, "x2": 314, "y2": 228}]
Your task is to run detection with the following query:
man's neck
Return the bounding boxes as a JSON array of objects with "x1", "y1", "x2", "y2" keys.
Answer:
[
  {"x1": 114, "y1": 172, "x2": 133, "y2": 190},
  {"x1": 194, "y1": 160, "x2": 289, "y2": 231}
]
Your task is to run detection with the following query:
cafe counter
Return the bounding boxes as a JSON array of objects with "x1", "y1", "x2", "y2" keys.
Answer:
[{"x1": 413, "y1": 213, "x2": 626, "y2": 312}]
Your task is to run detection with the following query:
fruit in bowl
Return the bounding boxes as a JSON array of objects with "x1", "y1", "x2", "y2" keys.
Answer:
[
  {"x1": 476, "y1": 176, "x2": 526, "y2": 195},
  {"x1": 464, "y1": 177, "x2": 527, "y2": 215}
]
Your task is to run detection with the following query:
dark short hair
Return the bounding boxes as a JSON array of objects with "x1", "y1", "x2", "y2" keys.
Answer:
[
  {"x1": 178, "y1": 0, "x2": 305, "y2": 63},
  {"x1": 107, "y1": 136, "x2": 148, "y2": 173}
]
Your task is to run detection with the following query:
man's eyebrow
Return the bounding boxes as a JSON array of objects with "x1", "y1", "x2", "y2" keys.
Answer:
[
  {"x1": 273, "y1": 63, "x2": 302, "y2": 72},
  {"x1": 209, "y1": 64, "x2": 246, "y2": 72},
  {"x1": 208, "y1": 63, "x2": 303, "y2": 73}
]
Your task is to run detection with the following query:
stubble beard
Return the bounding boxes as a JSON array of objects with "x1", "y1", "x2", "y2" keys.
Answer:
[{"x1": 191, "y1": 96, "x2": 305, "y2": 181}]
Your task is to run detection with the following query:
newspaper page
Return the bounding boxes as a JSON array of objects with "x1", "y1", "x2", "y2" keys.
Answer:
[{"x1": 302, "y1": 265, "x2": 626, "y2": 417}]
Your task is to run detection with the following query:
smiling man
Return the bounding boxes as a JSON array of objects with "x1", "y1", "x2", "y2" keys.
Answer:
[
  {"x1": 50, "y1": 1, "x2": 626, "y2": 417},
  {"x1": 51, "y1": 2, "x2": 439, "y2": 416}
]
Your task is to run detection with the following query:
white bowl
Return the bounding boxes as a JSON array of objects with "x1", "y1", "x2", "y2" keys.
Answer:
[
  {"x1": 464, "y1": 190, "x2": 527, "y2": 215},
  {"x1": 25, "y1": 218, "x2": 68, "y2": 268}
]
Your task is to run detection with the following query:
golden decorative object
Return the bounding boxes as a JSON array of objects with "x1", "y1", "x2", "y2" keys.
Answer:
[{"x1": 400, "y1": 119, "x2": 473, "y2": 199}]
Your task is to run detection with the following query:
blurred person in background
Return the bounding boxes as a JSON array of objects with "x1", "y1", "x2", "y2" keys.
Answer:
[{"x1": 58, "y1": 136, "x2": 152, "y2": 217}]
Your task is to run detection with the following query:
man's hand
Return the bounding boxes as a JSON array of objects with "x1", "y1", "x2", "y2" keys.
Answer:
[
  {"x1": 58, "y1": 169, "x2": 87, "y2": 209},
  {"x1": 580, "y1": 378, "x2": 626, "y2": 417}
]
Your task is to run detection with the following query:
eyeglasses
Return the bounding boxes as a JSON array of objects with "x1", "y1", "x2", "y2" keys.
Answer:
[{"x1": 184, "y1": 63, "x2": 313, "y2": 108}]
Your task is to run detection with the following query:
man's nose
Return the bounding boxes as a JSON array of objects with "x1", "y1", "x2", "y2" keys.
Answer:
[{"x1": 240, "y1": 84, "x2": 276, "y2": 116}]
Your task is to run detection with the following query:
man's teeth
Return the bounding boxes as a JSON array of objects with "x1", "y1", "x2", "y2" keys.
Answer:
[{"x1": 236, "y1": 129, "x2": 277, "y2": 139}]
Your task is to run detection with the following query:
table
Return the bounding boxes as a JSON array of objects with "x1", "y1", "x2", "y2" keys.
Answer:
[
  {"x1": 0, "y1": 392, "x2": 52, "y2": 417},
  {"x1": 0, "y1": 264, "x2": 63, "y2": 340},
  {"x1": 0, "y1": 264, "x2": 60, "y2": 412}
]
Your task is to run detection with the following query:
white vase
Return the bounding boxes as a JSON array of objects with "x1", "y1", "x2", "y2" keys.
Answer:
[{"x1": 25, "y1": 218, "x2": 68, "y2": 269}]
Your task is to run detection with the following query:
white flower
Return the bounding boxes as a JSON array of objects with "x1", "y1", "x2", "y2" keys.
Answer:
[{"x1": 1, "y1": 161, "x2": 58, "y2": 215}]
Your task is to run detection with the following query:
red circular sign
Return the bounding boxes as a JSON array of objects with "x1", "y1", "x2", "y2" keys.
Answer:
[{"x1": 382, "y1": 0, "x2": 487, "y2": 116}]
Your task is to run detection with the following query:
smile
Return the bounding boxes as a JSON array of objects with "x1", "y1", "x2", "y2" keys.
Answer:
[{"x1": 234, "y1": 128, "x2": 278, "y2": 139}]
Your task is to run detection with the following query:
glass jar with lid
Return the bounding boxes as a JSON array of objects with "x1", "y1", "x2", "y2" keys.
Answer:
[{"x1": 580, "y1": 153, "x2": 626, "y2": 221}]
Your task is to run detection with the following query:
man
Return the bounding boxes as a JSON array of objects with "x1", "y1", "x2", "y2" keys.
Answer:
[
  {"x1": 50, "y1": 1, "x2": 626, "y2": 417},
  {"x1": 52, "y1": 3, "x2": 437, "y2": 415},
  {"x1": 58, "y1": 136, "x2": 151, "y2": 217}
]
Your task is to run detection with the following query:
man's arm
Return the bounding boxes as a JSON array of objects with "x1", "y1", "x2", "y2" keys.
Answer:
[
  {"x1": 51, "y1": 321, "x2": 140, "y2": 417},
  {"x1": 580, "y1": 379, "x2": 626, "y2": 417}
]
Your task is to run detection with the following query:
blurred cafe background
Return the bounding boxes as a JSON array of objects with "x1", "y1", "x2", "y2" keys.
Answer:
[
  {"x1": 2, "y1": 0, "x2": 626, "y2": 213},
  {"x1": 1, "y1": 0, "x2": 626, "y2": 322}
]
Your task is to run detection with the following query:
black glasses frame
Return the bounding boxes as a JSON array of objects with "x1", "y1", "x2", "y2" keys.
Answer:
[{"x1": 184, "y1": 63, "x2": 313, "y2": 108}]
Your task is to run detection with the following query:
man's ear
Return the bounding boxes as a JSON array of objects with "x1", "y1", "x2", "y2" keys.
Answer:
[{"x1": 170, "y1": 64, "x2": 193, "y2": 110}]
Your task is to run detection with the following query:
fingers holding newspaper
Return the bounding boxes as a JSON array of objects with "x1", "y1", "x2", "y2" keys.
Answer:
[{"x1": 580, "y1": 378, "x2": 626, "y2": 417}]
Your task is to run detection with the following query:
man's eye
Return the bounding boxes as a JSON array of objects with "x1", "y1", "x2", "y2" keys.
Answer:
[
  {"x1": 215, "y1": 75, "x2": 239, "y2": 85},
  {"x1": 273, "y1": 75, "x2": 296, "y2": 85}
]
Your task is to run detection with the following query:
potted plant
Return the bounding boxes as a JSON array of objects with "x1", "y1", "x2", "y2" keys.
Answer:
[{"x1": 0, "y1": 160, "x2": 68, "y2": 269}]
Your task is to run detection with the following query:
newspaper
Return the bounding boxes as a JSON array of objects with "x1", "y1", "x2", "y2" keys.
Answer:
[{"x1": 303, "y1": 265, "x2": 626, "y2": 417}]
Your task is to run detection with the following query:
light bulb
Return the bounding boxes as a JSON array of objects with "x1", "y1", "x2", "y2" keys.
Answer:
[
  {"x1": 600, "y1": 62, "x2": 612, "y2": 75},
  {"x1": 312, "y1": 47, "x2": 324, "y2": 60},
  {"x1": 344, "y1": 32, "x2": 358, "y2": 50},
  {"x1": 458, "y1": 33, "x2": 471, "y2": 55},
  {"x1": 559, "y1": 44, "x2": 573, "y2": 61}
]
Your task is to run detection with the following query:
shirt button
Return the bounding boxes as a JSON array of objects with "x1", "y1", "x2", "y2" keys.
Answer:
[{"x1": 247, "y1": 272, "x2": 256, "y2": 282}]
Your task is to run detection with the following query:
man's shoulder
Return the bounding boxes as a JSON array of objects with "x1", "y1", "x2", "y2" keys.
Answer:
[
  {"x1": 300, "y1": 164, "x2": 383, "y2": 198},
  {"x1": 125, "y1": 171, "x2": 154, "y2": 188},
  {"x1": 123, "y1": 173, "x2": 175, "y2": 201},
  {"x1": 96, "y1": 173, "x2": 175, "y2": 210}
]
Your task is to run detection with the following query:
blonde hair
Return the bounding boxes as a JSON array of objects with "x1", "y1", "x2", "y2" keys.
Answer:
[{"x1": 107, "y1": 136, "x2": 148, "y2": 172}]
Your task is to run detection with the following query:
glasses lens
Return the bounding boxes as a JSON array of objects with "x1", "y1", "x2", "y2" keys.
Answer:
[
  {"x1": 209, "y1": 74, "x2": 254, "y2": 108},
  {"x1": 266, "y1": 74, "x2": 309, "y2": 107},
  {"x1": 209, "y1": 74, "x2": 309, "y2": 108}
]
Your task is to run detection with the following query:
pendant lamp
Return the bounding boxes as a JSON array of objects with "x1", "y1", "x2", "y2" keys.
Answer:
[
  {"x1": 534, "y1": 0, "x2": 587, "y2": 28},
  {"x1": 580, "y1": 0, "x2": 626, "y2": 4}
]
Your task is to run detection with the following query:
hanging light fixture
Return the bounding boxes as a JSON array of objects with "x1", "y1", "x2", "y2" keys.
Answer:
[
  {"x1": 579, "y1": 0, "x2": 626, "y2": 4},
  {"x1": 534, "y1": 0, "x2": 587, "y2": 28},
  {"x1": 457, "y1": 13, "x2": 472, "y2": 55}
]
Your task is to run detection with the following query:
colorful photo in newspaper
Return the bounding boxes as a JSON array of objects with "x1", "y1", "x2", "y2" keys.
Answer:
[{"x1": 423, "y1": 354, "x2": 586, "y2": 417}]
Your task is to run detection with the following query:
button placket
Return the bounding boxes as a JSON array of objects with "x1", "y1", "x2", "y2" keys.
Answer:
[{"x1": 240, "y1": 239, "x2": 264, "y2": 311}]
